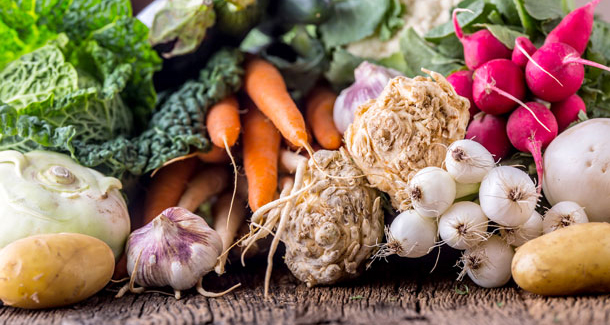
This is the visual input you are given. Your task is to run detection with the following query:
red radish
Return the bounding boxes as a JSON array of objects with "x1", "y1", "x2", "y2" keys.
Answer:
[
  {"x1": 551, "y1": 93, "x2": 586, "y2": 132},
  {"x1": 466, "y1": 112, "x2": 512, "y2": 160},
  {"x1": 507, "y1": 102, "x2": 558, "y2": 192},
  {"x1": 525, "y1": 42, "x2": 610, "y2": 102},
  {"x1": 512, "y1": 37, "x2": 536, "y2": 68},
  {"x1": 544, "y1": 0, "x2": 601, "y2": 55},
  {"x1": 472, "y1": 59, "x2": 526, "y2": 115},
  {"x1": 453, "y1": 9, "x2": 511, "y2": 70},
  {"x1": 447, "y1": 70, "x2": 479, "y2": 118}
]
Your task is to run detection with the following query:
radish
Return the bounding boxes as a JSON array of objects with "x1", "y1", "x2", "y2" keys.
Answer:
[
  {"x1": 466, "y1": 113, "x2": 512, "y2": 160},
  {"x1": 446, "y1": 70, "x2": 479, "y2": 118},
  {"x1": 444, "y1": 139, "x2": 494, "y2": 184},
  {"x1": 458, "y1": 236, "x2": 514, "y2": 288},
  {"x1": 507, "y1": 102, "x2": 558, "y2": 192},
  {"x1": 452, "y1": 9, "x2": 511, "y2": 70},
  {"x1": 525, "y1": 42, "x2": 610, "y2": 102},
  {"x1": 551, "y1": 93, "x2": 586, "y2": 132},
  {"x1": 543, "y1": 201, "x2": 588, "y2": 234},
  {"x1": 512, "y1": 37, "x2": 536, "y2": 68},
  {"x1": 544, "y1": 0, "x2": 601, "y2": 55},
  {"x1": 472, "y1": 59, "x2": 526, "y2": 115}
]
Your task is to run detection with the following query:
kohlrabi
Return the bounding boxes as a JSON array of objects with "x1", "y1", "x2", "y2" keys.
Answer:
[{"x1": 0, "y1": 150, "x2": 130, "y2": 258}]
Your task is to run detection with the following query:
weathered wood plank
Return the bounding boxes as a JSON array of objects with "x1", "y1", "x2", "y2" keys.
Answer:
[{"x1": 1, "y1": 251, "x2": 609, "y2": 325}]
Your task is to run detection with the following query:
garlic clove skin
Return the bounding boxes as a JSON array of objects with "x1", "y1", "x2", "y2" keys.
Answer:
[
  {"x1": 126, "y1": 207, "x2": 222, "y2": 291},
  {"x1": 333, "y1": 61, "x2": 402, "y2": 134}
]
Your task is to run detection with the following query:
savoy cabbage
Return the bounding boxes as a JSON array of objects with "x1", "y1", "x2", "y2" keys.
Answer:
[{"x1": 0, "y1": 0, "x2": 244, "y2": 180}]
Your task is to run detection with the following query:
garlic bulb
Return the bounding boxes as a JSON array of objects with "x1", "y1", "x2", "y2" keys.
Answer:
[
  {"x1": 333, "y1": 61, "x2": 402, "y2": 133},
  {"x1": 119, "y1": 207, "x2": 237, "y2": 299}
]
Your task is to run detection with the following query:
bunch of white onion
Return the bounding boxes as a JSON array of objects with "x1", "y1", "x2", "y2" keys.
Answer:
[{"x1": 381, "y1": 139, "x2": 589, "y2": 288}]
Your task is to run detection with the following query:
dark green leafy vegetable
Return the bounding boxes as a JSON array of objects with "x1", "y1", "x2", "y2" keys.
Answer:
[
  {"x1": 513, "y1": 0, "x2": 537, "y2": 38},
  {"x1": 488, "y1": 0, "x2": 520, "y2": 25},
  {"x1": 276, "y1": 0, "x2": 333, "y2": 25},
  {"x1": 319, "y1": 0, "x2": 390, "y2": 48},
  {"x1": 263, "y1": 26, "x2": 327, "y2": 99},
  {"x1": 215, "y1": 0, "x2": 266, "y2": 37},
  {"x1": 474, "y1": 24, "x2": 527, "y2": 49},
  {"x1": 377, "y1": 0, "x2": 405, "y2": 41},
  {"x1": 149, "y1": 0, "x2": 216, "y2": 59},
  {"x1": 0, "y1": 49, "x2": 244, "y2": 179},
  {"x1": 522, "y1": 0, "x2": 564, "y2": 21},
  {"x1": 424, "y1": 0, "x2": 490, "y2": 42},
  {"x1": 400, "y1": 28, "x2": 462, "y2": 77},
  {"x1": 580, "y1": 21, "x2": 610, "y2": 118},
  {"x1": 325, "y1": 49, "x2": 364, "y2": 91}
]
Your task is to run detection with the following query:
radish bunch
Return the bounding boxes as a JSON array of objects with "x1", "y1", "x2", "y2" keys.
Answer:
[{"x1": 447, "y1": 0, "x2": 608, "y2": 192}]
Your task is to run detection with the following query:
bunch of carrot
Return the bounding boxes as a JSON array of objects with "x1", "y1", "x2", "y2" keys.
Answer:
[{"x1": 112, "y1": 57, "x2": 342, "y2": 278}]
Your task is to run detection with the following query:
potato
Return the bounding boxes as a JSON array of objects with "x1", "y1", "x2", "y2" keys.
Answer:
[
  {"x1": 0, "y1": 233, "x2": 115, "y2": 309},
  {"x1": 512, "y1": 222, "x2": 610, "y2": 296}
]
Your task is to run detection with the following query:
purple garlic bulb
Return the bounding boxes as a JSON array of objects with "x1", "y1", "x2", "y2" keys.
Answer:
[{"x1": 126, "y1": 207, "x2": 222, "y2": 293}]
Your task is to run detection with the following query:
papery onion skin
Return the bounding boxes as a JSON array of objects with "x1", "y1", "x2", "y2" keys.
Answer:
[{"x1": 333, "y1": 61, "x2": 401, "y2": 134}]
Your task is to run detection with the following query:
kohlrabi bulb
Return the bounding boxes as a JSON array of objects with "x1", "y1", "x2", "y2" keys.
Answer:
[{"x1": 0, "y1": 150, "x2": 130, "y2": 258}]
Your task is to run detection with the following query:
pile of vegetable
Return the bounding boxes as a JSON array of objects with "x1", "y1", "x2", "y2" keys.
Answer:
[
  {"x1": 444, "y1": 0, "x2": 610, "y2": 191},
  {"x1": 2, "y1": 0, "x2": 610, "y2": 311},
  {"x1": 0, "y1": 0, "x2": 244, "y2": 181}
]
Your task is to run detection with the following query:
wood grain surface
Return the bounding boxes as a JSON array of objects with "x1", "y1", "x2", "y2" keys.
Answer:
[{"x1": 1, "y1": 248, "x2": 608, "y2": 325}]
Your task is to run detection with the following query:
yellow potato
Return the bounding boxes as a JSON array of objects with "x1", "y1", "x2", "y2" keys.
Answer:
[
  {"x1": 512, "y1": 222, "x2": 610, "y2": 296},
  {"x1": 0, "y1": 233, "x2": 115, "y2": 309}
]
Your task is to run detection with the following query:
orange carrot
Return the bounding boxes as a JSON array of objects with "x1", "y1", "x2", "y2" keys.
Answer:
[
  {"x1": 207, "y1": 96, "x2": 241, "y2": 148},
  {"x1": 244, "y1": 58, "x2": 308, "y2": 148},
  {"x1": 197, "y1": 146, "x2": 230, "y2": 163},
  {"x1": 143, "y1": 158, "x2": 198, "y2": 226},
  {"x1": 242, "y1": 103, "x2": 281, "y2": 211},
  {"x1": 206, "y1": 95, "x2": 241, "y2": 227},
  {"x1": 178, "y1": 166, "x2": 229, "y2": 212},
  {"x1": 306, "y1": 87, "x2": 342, "y2": 150}
]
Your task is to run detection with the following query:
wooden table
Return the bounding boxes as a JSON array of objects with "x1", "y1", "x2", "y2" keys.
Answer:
[{"x1": 1, "y1": 248, "x2": 608, "y2": 325}]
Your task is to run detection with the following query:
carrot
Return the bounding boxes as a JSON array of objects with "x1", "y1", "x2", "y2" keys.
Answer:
[
  {"x1": 143, "y1": 157, "x2": 199, "y2": 226},
  {"x1": 207, "y1": 96, "x2": 241, "y2": 148},
  {"x1": 213, "y1": 191, "x2": 247, "y2": 275},
  {"x1": 242, "y1": 103, "x2": 281, "y2": 211},
  {"x1": 244, "y1": 58, "x2": 308, "y2": 148},
  {"x1": 306, "y1": 87, "x2": 342, "y2": 150},
  {"x1": 198, "y1": 146, "x2": 230, "y2": 163},
  {"x1": 206, "y1": 95, "x2": 241, "y2": 228},
  {"x1": 178, "y1": 166, "x2": 229, "y2": 212}
]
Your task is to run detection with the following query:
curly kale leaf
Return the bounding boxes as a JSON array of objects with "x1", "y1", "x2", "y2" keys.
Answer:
[{"x1": 0, "y1": 49, "x2": 244, "y2": 179}]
